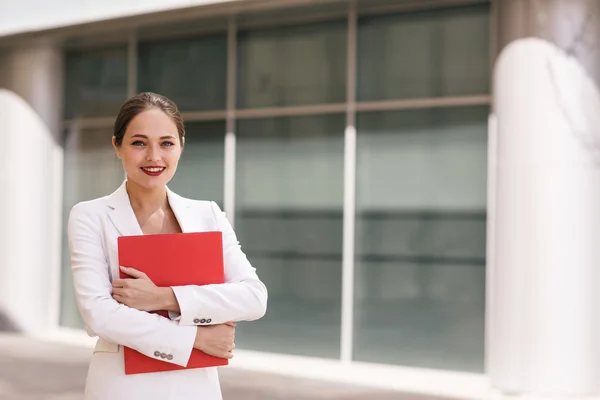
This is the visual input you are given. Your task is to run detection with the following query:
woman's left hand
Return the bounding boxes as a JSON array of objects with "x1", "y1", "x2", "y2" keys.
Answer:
[{"x1": 112, "y1": 266, "x2": 166, "y2": 312}]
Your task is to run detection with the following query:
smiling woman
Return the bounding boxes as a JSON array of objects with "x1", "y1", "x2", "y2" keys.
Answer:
[{"x1": 66, "y1": 92, "x2": 268, "y2": 400}]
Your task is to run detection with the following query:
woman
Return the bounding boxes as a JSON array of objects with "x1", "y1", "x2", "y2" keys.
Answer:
[{"x1": 67, "y1": 92, "x2": 268, "y2": 400}]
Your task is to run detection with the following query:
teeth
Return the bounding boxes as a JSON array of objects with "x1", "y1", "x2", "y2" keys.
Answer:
[{"x1": 143, "y1": 167, "x2": 164, "y2": 172}]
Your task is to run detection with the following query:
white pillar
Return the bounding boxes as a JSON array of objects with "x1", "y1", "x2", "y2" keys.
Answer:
[
  {"x1": 0, "y1": 41, "x2": 64, "y2": 335},
  {"x1": 488, "y1": 0, "x2": 600, "y2": 398}
]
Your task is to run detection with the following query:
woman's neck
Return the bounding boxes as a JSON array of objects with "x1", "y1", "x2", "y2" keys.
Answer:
[{"x1": 125, "y1": 180, "x2": 168, "y2": 212}]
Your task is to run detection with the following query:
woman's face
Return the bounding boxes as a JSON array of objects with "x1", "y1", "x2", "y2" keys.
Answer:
[{"x1": 113, "y1": 108, "x2": 183, "y2": 190}]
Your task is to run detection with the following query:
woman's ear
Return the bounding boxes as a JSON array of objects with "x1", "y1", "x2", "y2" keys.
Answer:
[{"x1": 112, "y1": 136, "x2": 122, "y2": 159}]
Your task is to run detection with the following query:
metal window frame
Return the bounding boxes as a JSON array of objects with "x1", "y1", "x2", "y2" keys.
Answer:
[
  {"x1": 485, "y1": 0, "x2": 498, "y2": 377},
  {"x1": 224, "y1": 17, "x2": 238, "y2": 226},
  {"x1": 57, "y1": 0, "x2": 494, "y2": 370},
  {"x1": 341, "y1": 0, "x2": 357, "y2": 364}
]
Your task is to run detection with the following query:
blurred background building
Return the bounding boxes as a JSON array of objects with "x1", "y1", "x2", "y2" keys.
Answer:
[{"x1": 0, "y1": 0, "x2": 598, "y2": 399}]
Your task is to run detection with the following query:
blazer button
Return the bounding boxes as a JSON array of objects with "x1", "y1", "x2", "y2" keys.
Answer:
[
  {"x1": 167, "y1": 354, "x2": 173, "y2": 360},
  {"x1": 160, "y1": 353, "x2": 167, "y2": 359},
  {"x1": 200, "y1": 318, "x2": 206, "y2": 324},
  {"x1": 154, "y1": 351, "x2": 161, "y2": 357},
  {"x1": 206, "y1": 318, "x2": 212, "y2": 323},
  {"x1": 193, "y1": 318, "x2": 201, "y2": 324}
]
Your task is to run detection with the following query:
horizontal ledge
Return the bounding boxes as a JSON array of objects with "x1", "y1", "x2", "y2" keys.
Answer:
[
  {"x1": 246, "y1": 251, "x2": 485, "y2": 266},
  {"x1": 62, "y1": 95, "x2": 491, "y2": 128},
  {"x1": 180, "y1": 110, "x2": 228, "y2": 121},
  {"x1": 63, "y1": 117, "x2": 115, "y2": 130},
  {"x1": 357, "y1": 0, "x2": 488, "y2": 17},
  {"x1": 238, "y1": 209, "x2": 486, "y2": 219},
  {"x1": 356, "y1": 95, "x2": 491, "y2": 112},
  {"x1": 235, "y1": 103, "x2": 347, "y2": 119},
  {"x1": 235, "y1": 96, "x2": 490, "y2": 118}
]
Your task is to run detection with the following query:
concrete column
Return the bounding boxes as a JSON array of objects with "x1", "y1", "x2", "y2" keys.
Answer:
[
  {"x1": 0, "y1": 41, "x2": 64, "y2": 335},
  {"x1": 488, "y1": 0, "x2": 600, "y2": 398}
]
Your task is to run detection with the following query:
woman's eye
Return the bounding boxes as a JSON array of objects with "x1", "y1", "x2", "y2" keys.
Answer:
[
  {"x1": 132, "y1": 140, "x2": 145, "y2": 146},
  {"x1": 162, "y1": 141, "x2": 175, "y2": 147}
]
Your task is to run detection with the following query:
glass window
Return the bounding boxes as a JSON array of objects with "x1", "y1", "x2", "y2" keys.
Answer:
[
  {"x1": 237, "y1": 20, "x2": 347, "y2": 108},
  {"x1": 233, "y1": 115, "x2": 345, "y2": 358},
  {"x1": 65, "y1": 47, "x2": 128, "y2": 119},
  {"x1": 353, "y1": 106, "x2": 488, "y2": 372},
  {"x1": 60, "y1": 127, "x2": 124, "y2": 329},
  {"x1": 357, "y1": 4, "x2": 490, "y2": 101},
  {"x1": 138, "y1": 35, "x2": 227, "y2": 111},
  {"x1": 167, "y1": 120, "x2": 225, "y2": 206}
]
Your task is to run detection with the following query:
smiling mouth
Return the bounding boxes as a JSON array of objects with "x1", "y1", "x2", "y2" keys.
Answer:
[
  {"x1": 141, "y1": 167, "x2": 165, "y2": 173},
  {"x1": 141, "y1": 166, "x2": 166, "y2": 176}
]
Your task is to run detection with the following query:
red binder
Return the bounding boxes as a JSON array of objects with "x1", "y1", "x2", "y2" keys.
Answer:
[{"x1": 117, "y1": 231, "x2": 228, "y2": 375}]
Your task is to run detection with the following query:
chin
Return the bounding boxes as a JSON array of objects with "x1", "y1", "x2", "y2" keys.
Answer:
[{"x1": 129, "y1": 175, "x2": 170, "y2": 190}]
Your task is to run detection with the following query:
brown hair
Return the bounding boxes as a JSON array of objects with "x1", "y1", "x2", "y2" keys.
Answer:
[{"x1": 113, "y1": 92, "x2": 185, "y2": 146}]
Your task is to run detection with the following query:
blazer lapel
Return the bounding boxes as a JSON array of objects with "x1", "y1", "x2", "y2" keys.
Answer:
[
  {"x1": 166, "y1": 187, "x2": 194, "y2": 233},
  {"x1": 107, "y1": 181, "x2": 143, "y2": 237}
]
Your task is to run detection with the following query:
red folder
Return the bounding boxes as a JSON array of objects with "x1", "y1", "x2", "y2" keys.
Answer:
[{"x1": 117, "y1": 231, "x2": 228, "y2": 375}]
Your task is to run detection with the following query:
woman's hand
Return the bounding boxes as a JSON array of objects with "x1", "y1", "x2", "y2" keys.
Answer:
[
  {"x1": 194, "y1": 322, "x2": 236, "y2": 359},
  {"x1": 112, "y1": 266, "x2": 170, "y2": 312}
]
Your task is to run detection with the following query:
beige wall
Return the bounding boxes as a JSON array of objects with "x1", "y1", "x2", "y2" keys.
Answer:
[{"x1": 0, "y1": 0, "x2": 239, "y2": 37}]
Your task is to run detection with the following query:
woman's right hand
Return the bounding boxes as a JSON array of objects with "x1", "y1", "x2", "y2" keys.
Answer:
[{"x1": 194, "y1": 322, "x2": 236, "y2": 359}]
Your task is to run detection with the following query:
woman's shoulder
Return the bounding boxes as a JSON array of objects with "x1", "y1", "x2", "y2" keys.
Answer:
[
  {"x1": 169, "y1": 191, "x2": 225, "y2": 223},
  {"x1": 68, "y1": 195, "x2": 110, "y2": 222},
  {"x1": 168, "y1": 190, "x2": 218, "y2": 210}
]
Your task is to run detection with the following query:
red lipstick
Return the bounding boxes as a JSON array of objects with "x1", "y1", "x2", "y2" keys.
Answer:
[{"x1": 141, "y1": 166, "x2": 165, "y2": 177}]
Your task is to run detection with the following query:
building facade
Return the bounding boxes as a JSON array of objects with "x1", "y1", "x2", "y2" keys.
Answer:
[{"x1": 0, "y1": 1, "x2": 598, "y2": 399}]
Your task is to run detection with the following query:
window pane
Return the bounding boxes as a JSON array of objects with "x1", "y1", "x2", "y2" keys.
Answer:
[
  {"x1": 65, "y1": 47, "x2": 128, "y2": 119},
  {"x1": 237, "y1": 21, "x2": 347, "y2": 108},
  {"x1": 354, "y1": 107, "x2": 488, "y2": 372},
  {"x1": 234, "y1": 115, "x2": 344, "y2": 358},
  {"x1": 138, "y1": 35, "x2": 227, "y2": 111},
  {"x1": 358, "y1": 4, "x2": 489, "y2": 101},
  {"x1": 60, "y1": 127, "x2": 124, "y2": 329},
  {"x1": 167, "y1": 121, "x2": 225, "y2": 206}
]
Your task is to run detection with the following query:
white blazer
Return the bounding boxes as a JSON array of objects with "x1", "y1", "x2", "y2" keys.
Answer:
[{"x1": 67, "y1": 181, "x2": 267, "y2": 400}]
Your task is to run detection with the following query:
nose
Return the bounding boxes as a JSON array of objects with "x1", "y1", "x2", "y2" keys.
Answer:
[{"x1": 146, "y1": 145, "x2": 161, "y2": 162}]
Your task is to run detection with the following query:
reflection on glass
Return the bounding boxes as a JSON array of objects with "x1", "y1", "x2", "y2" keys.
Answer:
[
  {"x1": 237, "y1": 20, "x2": 347, "y2": 108},
  {"x1": 358, "y1": 4, "x2": 489, "y2": 101},
  {"x1": 60, "y1": 128, "x2": 124, "y2": 329},
  {"x1": 233, "y1": 115, "x2": 345, "y2": 358},
  {"x1": 353, "y1": 107, "x2": 488, "y2": 372},
  {"x1": 138, "y1": 35, "x2": 227, "y2": 111},
  {"x1": 167, "y1": 121, "x2": 225, "y2": 206},
  {"x1": 65, "y1": 47, "x2": 128, "y2": 119}
]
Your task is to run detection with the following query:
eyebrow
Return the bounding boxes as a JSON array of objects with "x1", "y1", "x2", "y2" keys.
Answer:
[{"x1": 130, "y1": 134, "x2": 176, "y2": 140}]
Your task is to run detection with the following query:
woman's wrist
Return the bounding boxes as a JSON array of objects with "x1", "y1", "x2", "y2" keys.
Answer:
[
  {"x1": 194, "y1": 326, "x2": 205, "y2": 351},
  {"x1": 157, "y1": 287, "x2": 180, "y2": 312}
]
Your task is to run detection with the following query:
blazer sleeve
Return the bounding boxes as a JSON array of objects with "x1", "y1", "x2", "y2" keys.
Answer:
[
  {"x1": 169, "y1": 201, "x2": 268, "y2": 326},
  {"x1": 68, "y1": 203, "x2": 197, "y2": 367}
]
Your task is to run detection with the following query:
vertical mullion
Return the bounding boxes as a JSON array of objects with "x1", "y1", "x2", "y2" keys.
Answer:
[
  {"x1": 489, "y1": 0, "x2": 497, "y2": 108},
  {"x1": 224, "y1": 17, "x2": 238, "y2": 226},
  {"x1": 127, "y1": 31, "x2": 137, "y2": 98},
  {"x1": 341, "y1": 0, "x2": 357, "y2": 364},
  {"x1": 126, "y1": 32, "x2": 137, "y2": 181},
  {"x1": 485, "y1": 0, "x2": 498, "y2": 376}
]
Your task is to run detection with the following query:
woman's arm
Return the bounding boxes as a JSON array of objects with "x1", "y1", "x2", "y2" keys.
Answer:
[
  {"x1": 168, "y1": 201, "x2": 268, "y2": 326},
  {"x1": 68, "y1": 203, "x2": 197, "y2": 366}
]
